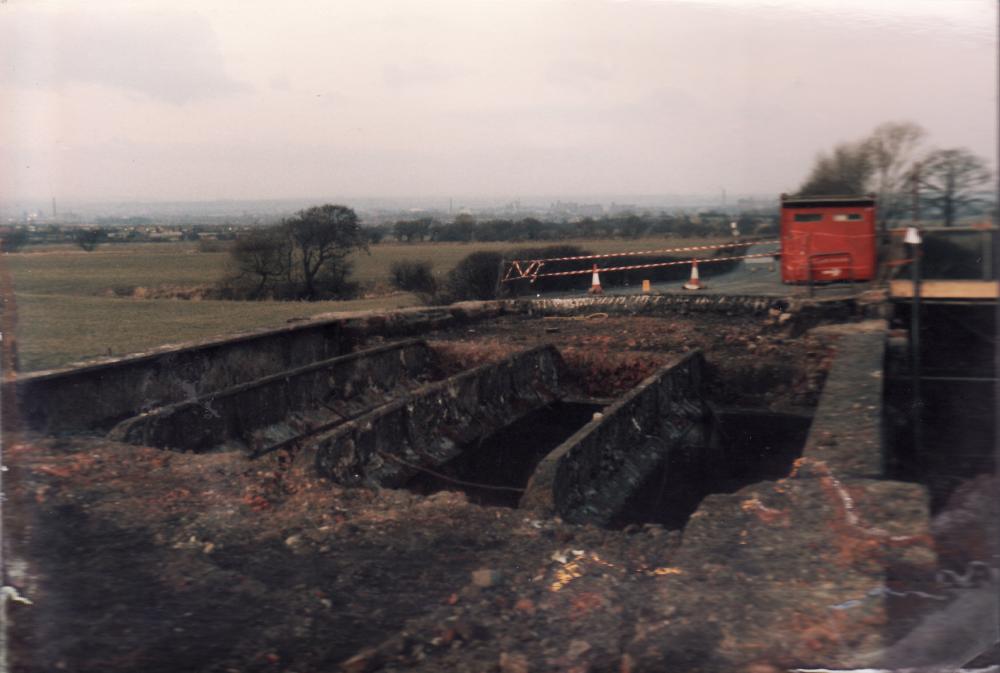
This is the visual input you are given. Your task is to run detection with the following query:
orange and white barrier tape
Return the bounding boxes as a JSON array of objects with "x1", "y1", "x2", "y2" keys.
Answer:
[
  {"x1": 503, "y1": 250, "x2": 781, "y2": 282},
  {"x1": 517, "y1": 239, "x2": 780, "y2": 264}
]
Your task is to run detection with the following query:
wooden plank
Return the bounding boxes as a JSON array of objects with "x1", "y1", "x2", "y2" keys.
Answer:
[{"x1": 889, "y1": 280, "x2": 999, "y2": 299}]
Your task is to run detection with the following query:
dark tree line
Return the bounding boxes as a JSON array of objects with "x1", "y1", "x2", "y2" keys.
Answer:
[{"x1": 387, "y1": 212, "x2": 773, "y2": 244}]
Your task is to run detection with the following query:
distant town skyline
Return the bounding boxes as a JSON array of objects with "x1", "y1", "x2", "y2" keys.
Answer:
[{"x1": 2, "y1": 0, "x2": 995, "y2": 202}]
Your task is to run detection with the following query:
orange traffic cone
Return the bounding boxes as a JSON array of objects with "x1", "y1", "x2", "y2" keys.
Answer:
[
  {"x1": 588, "y1": 264, "x2": 603, "y2": 294},
  {"x1": 683, "y1": 259, "x2": 704, "y2": 290}
]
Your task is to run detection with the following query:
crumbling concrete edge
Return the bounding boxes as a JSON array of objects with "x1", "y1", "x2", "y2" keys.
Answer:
[
  {"x1": 518, "y1": 293, "x2": 783, "y2": 316},
  {"x1": 799, "y1": 320, "x2": 889, "y2": 478},
  {"x1": 307, "y1": 345, "x2": 562, "y2": 488}
]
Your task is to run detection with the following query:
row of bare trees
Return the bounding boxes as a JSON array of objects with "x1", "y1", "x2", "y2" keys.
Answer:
[{"x1": 797, "y1": 122, "x2": 992, "y2": 228}]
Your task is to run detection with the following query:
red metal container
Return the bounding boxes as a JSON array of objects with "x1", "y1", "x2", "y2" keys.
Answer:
[{"x1": 779, "y1": 194, "x2": 877, "y2": 283}]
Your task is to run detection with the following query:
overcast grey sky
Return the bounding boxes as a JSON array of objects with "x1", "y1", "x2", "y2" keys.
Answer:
[{"x1": 1, "y1": 0, "x2": 995, "y2": 202}]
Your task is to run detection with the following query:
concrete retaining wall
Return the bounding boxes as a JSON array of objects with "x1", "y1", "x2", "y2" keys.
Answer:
[
  {"x1": 799, "y1": 320, "x2": 888, "y2": 478},
  {"x1": 521, "y1": 351, "x2": 711, "y2": 526},
  {"x1": 10, "y1": 320, "x2": 347, "y2": 434},
  {"x1": 310, "y1": 345, "x2": 562, "y2": 487},
  {"x1": 8, "y1": 302, "x2": 508, "y2": 434},
  {"x1": 106, "y1": 340, "x2": 437, "y2": 453},
  {"x1": 8, "y1": 294, "x2": 867, "y2": 437}
]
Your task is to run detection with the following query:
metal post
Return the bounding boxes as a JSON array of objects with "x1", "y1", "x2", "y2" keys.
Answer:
[
  {"x1": 982, "y1": 229, "x2": 992, "y2": 280},
  {"x1": 495, "y1": 258, "x2": 507, "y2": 299},
  {"x1": 910, "y1": 162, "x2": 921, "y2": 225},
  {"x1": 905, "y1": 227, "x2": 922, "y2": 454}
]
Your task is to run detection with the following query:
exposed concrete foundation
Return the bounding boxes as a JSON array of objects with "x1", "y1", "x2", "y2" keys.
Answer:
[
  {"x1": 521, "y1": 351, "x2": 711, "y2": 526},
  {"x1": 309, "y1": 345, "x2": 562, "y2": 487},
  {"x1": 7, "y1": 294, "x2": 871, "y2": 436},
  {"x1": 10, "y1": 319, "x2": 349, "y2": 434},
  {"x1": 106, "y1": 340, "x2": 438, "y2": 454},
  {"x1": 6, "y1": 302, "x2": 510, "y2": 435}
]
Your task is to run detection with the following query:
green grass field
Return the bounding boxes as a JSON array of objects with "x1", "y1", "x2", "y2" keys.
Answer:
[{"x1": 5, "y1": 236, "x2": 720, "y2": 372}]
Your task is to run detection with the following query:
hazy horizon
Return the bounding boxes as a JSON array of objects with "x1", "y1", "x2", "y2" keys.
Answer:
[{"x1": 2, "y1": 0, "x2": 995, "y2": 203}]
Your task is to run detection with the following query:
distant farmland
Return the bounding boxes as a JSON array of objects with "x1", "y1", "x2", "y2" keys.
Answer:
[{"x1": 6, "y1": 236, "x2": 722, "y2": 372}]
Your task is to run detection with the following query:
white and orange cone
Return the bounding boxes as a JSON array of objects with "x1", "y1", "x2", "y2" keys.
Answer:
[
  {"x1": 683, "y1": 259, "x2": 704, "y2": 290},
  {"x1": 588, "y1": 264, "x2": 603, "y2": 294}
]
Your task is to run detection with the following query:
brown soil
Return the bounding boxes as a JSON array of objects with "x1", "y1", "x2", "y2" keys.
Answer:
[{"x1": 426, "y1": 313, "x2": 833, "y2": 409}]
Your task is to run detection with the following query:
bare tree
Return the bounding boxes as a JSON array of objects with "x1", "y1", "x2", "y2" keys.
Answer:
[
  {"x1": 865, "y1": 121, "x2": 925, "y2": 230},
  {"x1": 919, "y1": 148, "x2": 992, "y2": 227},
  {"x1": 796, "y1": 121, "x2": 927, "y2": 229},
  {"x1": 229, "y1": 227, "x2": 291, "y2": 298},
  {"x1": 284, "y1": 204, "x2": 368, "y2": 299},
  {"x1": 798, "y1": 141, "x2": 873, "y2": 196}
]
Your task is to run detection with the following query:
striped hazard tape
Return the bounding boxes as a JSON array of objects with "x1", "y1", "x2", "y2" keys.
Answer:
[
  {"x1": 517, "y1": 238, "x2": 780, "y2": 264},
  {"x1": 502, "y1": 250, "x2": 781, "y2": 282}
]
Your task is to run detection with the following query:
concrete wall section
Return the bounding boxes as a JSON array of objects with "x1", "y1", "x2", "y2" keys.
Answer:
[
  {"x1": 8, "y1": 303, "x2": 509, "y2": 435},
  {"x1": 9, "y1": 295, "x2": 866, "y2": 437},
  {"x1": 106, "y1": 340, "x2": 437, "y2": 454},
  {"x1": 519, "y1": 294, "x2": 780, "y2": 316},
  {"x1": 521, "y1": 351, "x2": 711, "y2": 526},
  {"x1": 10, "y1": 320, "x2": 348, "y2": 434},
  {"x1": 799, "y1": 320, "x2": 888, "y2": 478},
  {"x1": 311, "y1": 345, "x2": 562, "y2": 487}
]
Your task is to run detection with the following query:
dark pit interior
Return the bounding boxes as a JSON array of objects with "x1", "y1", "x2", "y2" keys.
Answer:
[
  {"x1": 402, "y1": 389, "x2": 815, "y2": 530},
  {"x1": 610, "y1": 408, "x2": 813, "y2": 529},
  {"x1": 885, "y1": 303, "x2": 996, "y2": 512},
  {"x1": 404, "y1": 401, "x2": 602, "y2": 507}
]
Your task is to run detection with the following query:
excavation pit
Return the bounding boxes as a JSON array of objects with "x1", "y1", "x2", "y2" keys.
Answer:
[{"x1": 16, "y1": 297, "x2": 929, "y2": 673}]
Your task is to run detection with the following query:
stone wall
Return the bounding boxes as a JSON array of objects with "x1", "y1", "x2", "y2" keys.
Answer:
[
  {"x1": 521, "y1": 293, "x2": 784, "y2": 316},
  {"x1": 7, "y1": 302, "x2": 508, "y2": 435},
  {"x1": 521, "y1": 351, "x2": 712, "y2": 526},
  {"x1": 8, "y1": 295, "x2": 867, "y2": 437},
  {"x1": 9, "y1": 320, "x2": 347, "y2": 434},
  {"x1": 106, "y1": 339, "x2": 437, "y2": 453},
  {"x1": 309, "y1": 345, "x2": 562, "y2": 487},
  {"x1": 799, "y1": 320, "x2": 888, "y2": 478}
]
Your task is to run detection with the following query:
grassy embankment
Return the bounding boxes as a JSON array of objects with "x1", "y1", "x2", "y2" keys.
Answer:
[{"x1": 6, "y1": 237, "x2": 719, "y2": 372}]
